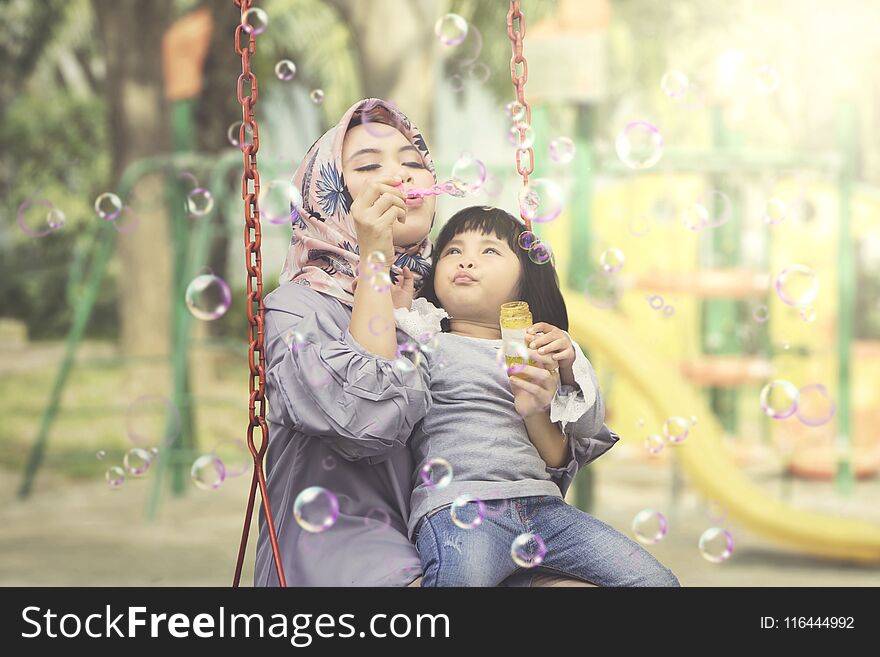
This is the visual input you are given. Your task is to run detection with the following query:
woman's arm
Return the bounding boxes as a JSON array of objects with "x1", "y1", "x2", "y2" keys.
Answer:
[
  {"x1": 348, "y1": 174, "x2": 408, "y2": 360},
  {"x1": 264, "y1": 284, "x2": 431, "y2": 462}
]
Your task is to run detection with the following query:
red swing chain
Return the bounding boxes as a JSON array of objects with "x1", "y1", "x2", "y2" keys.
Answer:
[
  {"x1": 507, "y1": 0, "x2": 534, "y2": 233},
  {"x1": 232, "y1": 0, "x2": 286, "y2": 587}
]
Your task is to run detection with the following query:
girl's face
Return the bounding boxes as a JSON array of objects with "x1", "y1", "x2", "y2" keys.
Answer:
[
  {"x1": 433, "y1": 229, "x2": 522, "y2": 329},
  {"x1": 342, "y1": 123, "x2": 436, "y2": 247}
]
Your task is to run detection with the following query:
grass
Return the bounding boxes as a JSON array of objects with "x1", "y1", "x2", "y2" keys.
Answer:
[{"x1": 0, "y1": 339, "x2": 257, "y2": 481}]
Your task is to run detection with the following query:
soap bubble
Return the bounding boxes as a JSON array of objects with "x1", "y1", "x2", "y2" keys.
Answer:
[
  {"x1": 123, "y1": 447, "x2": 153, "y2": 477},
  {"x1": 94, "y1": 192, "x2": 123, "y2": 221},
  {"x1": 504, "y1": 100, "x2": 526, "y2": 122},
  {"x1": 126, "y1": 395, "x2": 181, "y2": 448},
  {"x1": 497, "y1": 338, "x2": 530, "y2": 376},
  {"x1": 616, "y1": 121, "x2": 664, "y2": 169},
  {"x1": 226, "y1": 121, "x2": 254, "y2": 150},
  {"x1": 511, "y1": 532, "x2": 547, "y2": 568},
  {"x1": 365, "y1": 250, "x2": 387, "y2": 272},
  {"x1": 434, "y1": 13, "x2": 468, "y2": 46},
  {"x1": 370, "y1": 271, "x2": 392, "y2": 293},
  {"x1": 763, "y1": 197, "x2": 787, "y2": 224},
  {"x1": 698, "y1": 527, "x2": 735, "y2": 563},
  {"x1": 185, "y1": 188, "x2": 214, "y2": 217},
  {"x1": 705, "y1": 500, "x2": 727, "y2": 524},
  {"x1": 46, "y1": 207, "x2": 65, "y2": 230},
  {"x1": 274, "y1": 59, "x2": 296, "y2": 81},
  {"x1": 241, "y1": 7, "x2": 268, "y2": 35},
  {"x1": 105, "y1": 466, "x2": 125, "y2": 489},
  {"x1": 647, "y1": 294, "x2": 665, "y2": 310},
  {"x1": 549, "y1": 136, "x2": 576, "y2": 164},
  {"x1": 663, "y1": 416, "x2": 690, "y2": 444},
  {"x1": 451, "y1": 152, "x2": 487, "y2": 193},
  {"x1": 752, "y1": 304, "x2": 770, "y2": 323},
  {"x1": 96, "y1": 450, "x2": 107, "y2": 460},
  {"x1": 644, "y1": 434, "x2": 664, "y2": 455},
  {"x1": 681, "y1": 203, "x2": 710, "y2": 231},
  {"x1": 468, "y1": 62, "x2": 491, "y2": 82},
  {"x1": 364, "y1": 508, "x2": 391, "y2": 532},
  {"x1": 212, "y1": 438, "x2": 250, "y2": 478},
  {"x1": 528, "y1": 240, "x2": 553, "y2": 265},
  {"x1": 185, "y1": 274, "x2": 231, "y2": 321},
  {"x1": 508, "y1": 122, "x2": 536, "y2": 149},
  {"x1": 775, "y1": 265, "x2": 818, "y2": 308},
  {"x1": 190, "y1": 454, "x2": 226, "y2": 491},
  {"x1": 420, "y1": 457, "x2": 453, "y2": 490},
  {"x1": 258, "y1": 179, "x2": 302, "y2": 224},
  {"x1": 632, "y1": 509, "x2": 668, "y2": 544},
  {"x1": 517, "y1": 230, "x2": 537, "y2": 251},
  {"x1": 321, "y1": 455, "x2": 337, "y2": 471},
  {"x1": 310, "y1": 89, "x2": 325, "y2": 104},
  {"x1": 759, "y1": 379, "x2": 800, "y2": 419},
  {"x1": 518, "y1": 178, "x2": 564, "y2": 224},
  {"x1": 293, "y1": 486, "x2": 339, "y2": 533},
  {"x1": 450, "y1": 494, "x2": 487, "y2": 529},
  {"x1": 800, "y1": 307, "x2": 816, "y2": 323},
  {"x1": 795, "y1": 383, "x2": 836, "y2": 427},
  {"x1": 661, "y1": 70, "x2": 689, "y2": 98},
  {"x1": 600, "y1": 247, "x2": 625, "y2": 273},
  {"x1": 17, "y1": 199, "x2": 64, "y2": 238}
]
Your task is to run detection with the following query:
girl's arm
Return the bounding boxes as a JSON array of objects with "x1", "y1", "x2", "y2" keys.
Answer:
[
  {"x1": 545, "y1": 338, "x2": 618, "y2": 496},
  {"x1": 523, "y1": 413, "x2": 570, "y2": 468}
]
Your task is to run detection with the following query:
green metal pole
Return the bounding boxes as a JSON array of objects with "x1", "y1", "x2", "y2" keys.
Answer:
[
  {"x1": 835, "y1": 101, "x2": 856, "y2": 496},
  {"x1": 146, "y1": 99, "x2": 198, "y2": 520},
  {"x1": 18, "y1": 221, "x2": 117, "y2": 498},
  {"x1": 703, "y1": 106, "x2": 742, "y2": 436}
]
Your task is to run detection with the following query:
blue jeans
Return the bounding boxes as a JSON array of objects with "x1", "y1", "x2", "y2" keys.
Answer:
[{"x1": 414, "y1": 495, "x2": 681, "y2": 587}]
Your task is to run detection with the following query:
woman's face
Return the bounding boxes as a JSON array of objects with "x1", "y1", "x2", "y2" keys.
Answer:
[
  {"x1": 342, "y1": 123, "x2": 436, "y2": 247},
  {"x1": 433, "y1": 229, "x2": 522, "y2": 327}
]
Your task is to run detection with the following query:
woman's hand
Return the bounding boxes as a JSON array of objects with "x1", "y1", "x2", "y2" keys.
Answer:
[
  {"x1": 509, "y1": 363, "x2": 559, "y2": 419},
  {"x1": 390, "y1": 266, "x2": 415, "y2": 310},
  {"x1": 350, "y1": 174, "x2": 407, "y2": 269}
]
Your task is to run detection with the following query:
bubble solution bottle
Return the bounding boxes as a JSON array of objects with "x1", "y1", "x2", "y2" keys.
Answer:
[{"x1": 499, "y1": 301, "x2": 538, "y2": 378}]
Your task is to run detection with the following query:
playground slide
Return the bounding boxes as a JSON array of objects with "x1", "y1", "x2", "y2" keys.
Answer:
[{"x1": 564, "y1": 289, "x2": 880, "y2": 565}]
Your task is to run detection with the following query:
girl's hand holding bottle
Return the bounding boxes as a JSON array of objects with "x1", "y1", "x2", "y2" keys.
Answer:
[{"x1": 525, "y1": 322, "x2": 576, "y2": 371}]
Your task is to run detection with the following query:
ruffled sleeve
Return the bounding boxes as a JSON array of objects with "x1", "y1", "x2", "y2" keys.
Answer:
[
  {"x1": 392, "y1": 297, "x2": 449, "y2": 341},
  {"x1": 264, "y1": 287, "x2": 431, "y2": 463},
  {"x1": 544, "y1": 333, "x2": 617, "y2": 496}
]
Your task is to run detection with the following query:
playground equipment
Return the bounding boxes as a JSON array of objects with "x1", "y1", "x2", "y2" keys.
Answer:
[{"x1": 565, "y1": 294, "x2": 880, "y2": 563}]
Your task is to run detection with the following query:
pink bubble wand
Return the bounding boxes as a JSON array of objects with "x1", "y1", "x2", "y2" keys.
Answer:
[{"x1": 394, "y1": 180, "x2": 467, "y2": 199}]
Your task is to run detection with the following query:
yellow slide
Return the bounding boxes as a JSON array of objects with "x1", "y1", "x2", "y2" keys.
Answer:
[{"x1": 565, "y1": 289, "x2": 880, "y2": 564}]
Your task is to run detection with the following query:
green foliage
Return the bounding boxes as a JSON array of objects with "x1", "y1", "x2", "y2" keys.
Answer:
[{"x1": 0, "y1": 91, "x2": 118, "y2": 340}]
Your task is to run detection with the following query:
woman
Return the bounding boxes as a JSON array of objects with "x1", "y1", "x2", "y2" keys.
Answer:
[{"x1": 254, "y1": 98, "x2": 597, "y2": 586}]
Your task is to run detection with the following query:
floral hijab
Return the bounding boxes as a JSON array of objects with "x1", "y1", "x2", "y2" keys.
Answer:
[{"x1": 279, "y1": 98, "x2": 437, "y2": 307}]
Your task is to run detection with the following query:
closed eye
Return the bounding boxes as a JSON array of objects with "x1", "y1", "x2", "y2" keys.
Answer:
[{"x1": 354, "y1": 161, "x2": 425, "y2": 172}]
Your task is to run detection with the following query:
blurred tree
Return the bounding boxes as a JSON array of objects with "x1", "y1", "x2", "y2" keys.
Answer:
[{"x1": 92, "y1": 0, "x2": 174, "y2": 367}]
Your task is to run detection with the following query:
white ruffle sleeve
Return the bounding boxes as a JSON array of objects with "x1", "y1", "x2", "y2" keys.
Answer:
[
  {"x1": 392, "y1": 297, "x2": 449, "y2": 341},
  {"x1": 549, "y1": 333, "x2": 598, "y2": 434}
]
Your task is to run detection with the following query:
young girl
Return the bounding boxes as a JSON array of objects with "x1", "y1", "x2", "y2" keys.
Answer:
[{"x1": 391, "y1": 206, "x2": 681, "y2": 587}]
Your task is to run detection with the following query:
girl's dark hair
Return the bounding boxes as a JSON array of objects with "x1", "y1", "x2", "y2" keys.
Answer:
[{"x1": 416, "y1": 206, "x2": 569, "y2": 332}]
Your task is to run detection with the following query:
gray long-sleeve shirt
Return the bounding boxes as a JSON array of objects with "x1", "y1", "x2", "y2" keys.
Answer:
[
  {"x1": 406, "y1": 332, "x2": 611, "y2": 540},
  {"x1": 254, "y1": 281, "x2": 618, "y2": 586}
]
